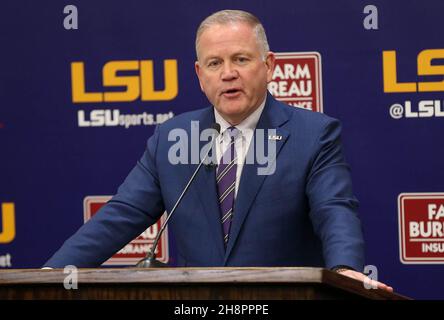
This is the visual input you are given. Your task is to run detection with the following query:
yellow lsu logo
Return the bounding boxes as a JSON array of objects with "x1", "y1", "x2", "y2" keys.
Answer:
[
  {"x1": 383, "y1": 49, "x2": 444, "y2": 93},
  {"x1": 0, "y1": 203, "x2": 15, "y2": 244},
  {"x1": 71, "y1": 59, "x2": 178, "y2": 103}
]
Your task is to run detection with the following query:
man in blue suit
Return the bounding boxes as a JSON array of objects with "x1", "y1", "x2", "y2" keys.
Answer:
[{"x1": 45, "y1": 9, "x2": 392, "y2": 292}]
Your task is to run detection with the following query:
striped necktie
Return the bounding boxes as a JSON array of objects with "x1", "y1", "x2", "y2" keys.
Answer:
[{"x1": 216, "y1": 126, "x2": 239, "y2": 248}]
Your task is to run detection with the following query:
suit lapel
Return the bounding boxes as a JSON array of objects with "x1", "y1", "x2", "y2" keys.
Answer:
[{"x1": 224, "y1": 95, "x2": 291, "y2": 263}]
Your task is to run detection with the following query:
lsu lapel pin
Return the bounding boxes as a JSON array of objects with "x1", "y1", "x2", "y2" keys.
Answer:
[{"x1": 268, "y1": 135, "x2": 282, "y2": 141}]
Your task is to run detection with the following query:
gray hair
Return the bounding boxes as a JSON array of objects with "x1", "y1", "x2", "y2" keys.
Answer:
[{"x1": 195, "y1": 10, "x2": 270, "y2": 60}]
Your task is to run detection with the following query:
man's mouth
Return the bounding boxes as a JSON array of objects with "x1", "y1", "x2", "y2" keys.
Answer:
[{"x1": 221, "y1": 88, "x2": 242, "y2": 97}]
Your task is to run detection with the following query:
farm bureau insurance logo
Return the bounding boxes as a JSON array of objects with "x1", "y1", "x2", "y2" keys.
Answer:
[
  {"x1": 268, "y1": 52, "x2": 323, "y2": 112},
  {"x1": 84, "y1": 196, "x2": 169, "y2": 265},
  {"x1": 398, "y1": 193, "x2": 444, "y2": 264},
  {"x1": 71, "y1": 59, "x2": 177, "y2": 128},
  {"x1": 382, "y1": 49, "x2": 444, "y2": 119}
]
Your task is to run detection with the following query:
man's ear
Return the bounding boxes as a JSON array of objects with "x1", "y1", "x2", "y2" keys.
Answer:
[
  {"x1": 195, "y1": 61, "x2": 204, "y2": 92},
  {"x1": 265, "y1": 52, "x2": 276, "y2": 83}
]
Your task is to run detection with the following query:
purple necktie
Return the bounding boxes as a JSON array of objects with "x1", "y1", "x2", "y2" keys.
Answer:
[{"x1": 216, "y1": 126, "x2": 239, "y2": 248}]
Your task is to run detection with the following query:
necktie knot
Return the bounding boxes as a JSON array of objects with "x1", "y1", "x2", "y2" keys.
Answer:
[{"x1": 227, "y1": 126, "x2": 239, "y2": 141}]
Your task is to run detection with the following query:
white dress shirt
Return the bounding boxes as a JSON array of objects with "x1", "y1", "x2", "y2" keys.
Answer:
[{"x1": 213, "y1": 97, "x2": 266, "y2": 198}]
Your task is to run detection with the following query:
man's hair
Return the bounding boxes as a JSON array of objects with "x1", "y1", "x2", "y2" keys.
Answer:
[{"x1": 195, "y1": 9, "x2": 270, "y2": 60}]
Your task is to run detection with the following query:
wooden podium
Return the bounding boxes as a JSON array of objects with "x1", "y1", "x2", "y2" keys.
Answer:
[{"x1": 0, "y1": 267, "x2": 408, "y2": 300}]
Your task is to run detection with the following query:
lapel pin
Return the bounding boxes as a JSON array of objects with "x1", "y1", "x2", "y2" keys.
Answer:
[{"x1": 268, "y1": 135, "x2": 282, "y2": 141}]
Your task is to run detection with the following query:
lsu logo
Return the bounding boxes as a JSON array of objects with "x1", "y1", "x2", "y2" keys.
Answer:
[
  {"x1": 71, "y1": 59, "x2": 178, "y2": 103},
  {"x1": 383, "y1": 49, "x2": 444, "y2": 93},
  {"x1": 0, "y1": 203, "x2": 15, "y2": 244}
]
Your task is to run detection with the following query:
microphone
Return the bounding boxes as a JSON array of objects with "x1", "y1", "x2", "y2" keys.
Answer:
[
  {"x1": 136, "y1": 122, "x2": 221, "y2": 268},
  {"x1": 204, "y1": 151, "x2": 218, "y2": 170},
  {"x1": 204, "y1": 161, "x2": 218, "y2": 170}
]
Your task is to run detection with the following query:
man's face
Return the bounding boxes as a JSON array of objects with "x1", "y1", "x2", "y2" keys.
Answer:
[{"x1": 195, "y1": 22, "x2": 275, "y2": 125}]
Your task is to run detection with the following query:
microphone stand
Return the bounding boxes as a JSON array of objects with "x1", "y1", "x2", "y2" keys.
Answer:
[{"x1": 136, "y1": 124, "x2": 220, "y2": 268}]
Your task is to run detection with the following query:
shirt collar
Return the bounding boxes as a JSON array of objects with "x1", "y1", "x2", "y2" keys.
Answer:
[{"x1": 213, "y1": 96, "x2": 266, "y2": 137}]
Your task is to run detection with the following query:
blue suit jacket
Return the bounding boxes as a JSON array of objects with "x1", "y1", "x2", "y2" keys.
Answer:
[{"x1": 45, "y1": 94, "x2": 365, "y2": 271}]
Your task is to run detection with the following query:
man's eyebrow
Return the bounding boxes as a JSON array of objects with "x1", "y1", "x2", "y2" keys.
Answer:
[
  {"x1": 203, "y1": 51, "x2": 253, "y2": 62},
  {"x1": 204, "y1": 55, "x2": 220, "y2": 61},
  {"x1": 233, "y1": 51, "x2": 253, "y2": 56},
  {"x1": 200, "y1": 55, "x2": 221, "y2": 64}
]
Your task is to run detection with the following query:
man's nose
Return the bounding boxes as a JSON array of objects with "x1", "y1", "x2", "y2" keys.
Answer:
[{"x1": 221, "y1": 62, "x2": 238, "y2": 81}]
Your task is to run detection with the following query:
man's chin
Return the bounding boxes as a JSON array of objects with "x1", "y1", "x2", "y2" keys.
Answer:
[
  {"x1": 217, "y1": 105, "x2": 246, "y2": 116},
  {"x1": 216, "y1": 106, "x2": 252, "y2": 125},
  {"x1": 217, "y1": 98, "x2": 247, "y2": 111}
]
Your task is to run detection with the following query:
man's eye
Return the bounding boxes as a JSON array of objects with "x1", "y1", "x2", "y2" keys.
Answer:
[
  {"x1": 236, "y1": 57, "x2": 249, "y2": 63},
  {"x1": 208, "y1": 61, "x2": 220, "y2": 67}
]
